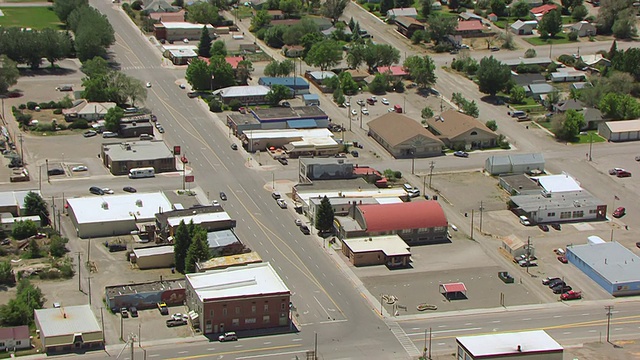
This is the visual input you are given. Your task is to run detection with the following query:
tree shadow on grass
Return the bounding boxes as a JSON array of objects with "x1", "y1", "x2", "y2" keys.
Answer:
[{"x1": 19, "y1": 67, "x2": 77, "y2": 77}]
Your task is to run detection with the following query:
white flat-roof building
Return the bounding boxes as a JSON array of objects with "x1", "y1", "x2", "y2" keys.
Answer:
[
  {"x1": 0, "y1": 190, "x2": 42, "y2": 217},
  {"x1": 185, "y1": 262, "x2": 291, "y2": 334},
  {"x1": 244, "y1": 128, "x2": 339, "y2": 155},
  {"x1": 341, "y1": 235, "x2": 410, "y2": 267},
  {"x1": 132, "y1": 245, "x2": 175, "y2": 269},
  {"x1": 599, "y1": 119, "x2": 640, "y2": 142},
  {"x1": 456, "y1": 330, "x2": 563, "y2": 360},
  {"x1": 213, "y1": 85, "x2": 271, "y2": 105},
  {"x1": 34, "y1": 305, "x2": 104, "y2": 353},
  {"x1": 67, "y1": 192, "x2": 172, "y2": 238},
  {"x1": 531, "y1": 173, "x2": 582, "y2": 193},
  {"x1": 154, "y1": 22, "x2": 216, "y2": 42}
]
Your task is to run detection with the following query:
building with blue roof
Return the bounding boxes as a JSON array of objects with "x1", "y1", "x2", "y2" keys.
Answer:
[
  {"x1": 258, "y1": 77, "x2": 310, "y2": 95},
  {"x1": 303, "y1": 94, "x2": 320, "y2": 106}
]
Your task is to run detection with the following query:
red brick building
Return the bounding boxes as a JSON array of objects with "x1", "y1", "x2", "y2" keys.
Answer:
[{"x1": 185, "y1": 262, "x2": 291, "y2": 335}]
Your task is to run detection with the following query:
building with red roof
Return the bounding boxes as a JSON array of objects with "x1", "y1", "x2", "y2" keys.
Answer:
[
  {"x1": 336, "y1": 201, "x2": 449, "y2": 245},
  {"x1": 455, "y1": 20, "x2": 484, "y2": 36},
  {"x1": 530, "y1": 4, "x2": 557, "y2": 16},
  {"x1": 0, "y1": 325, "x2": 30, "y2": 351},
  {"x1": 377, "y1": 66, "x2": 408, "y2": 78}
]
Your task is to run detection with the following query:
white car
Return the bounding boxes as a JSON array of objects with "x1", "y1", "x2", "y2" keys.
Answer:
[
  {"x1": 361, "y1": 108, "x2": 369, "y2": 115},
  {"x1": 277, "y1": 199, "x2": 287, "y2": 208},
  {"x1": 381, "y1": 98, "x2": 389, "y2": 105},
  {"x1": 212, "y1": 200, "x2": 220, "y2": 206},
  {"x1": 102, "y1": 188, "x2": 115, "y2": 194},
  {"x1": 179, "y1": 84, "x2": 186, "y2": 89},
  {"x1": 343, "y1": 101, "x2": 350, "y2": 107},
  {"x1": 351, "y1": 109, "x2": 357, "y2": 116},
  {"x1": 387, "y1": 107, "x2": 395, "y2": 112},
  {"x1": 146, "y1": 82, "x2": 151, "y2": 88},
  {"x1": 183, "y1": 38, "x2": 189, "y2": 43},
  {"x1": 72, "y1": 165, "x2": 88, "y2": 172}
]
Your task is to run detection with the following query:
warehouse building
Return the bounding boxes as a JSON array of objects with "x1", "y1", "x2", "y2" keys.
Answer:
[
  {"x1": 212, "y1": 85, "x2": 270, "y2": 105},
  {"x1": 196, "y1": 251, "x2": 262, "y2": 272},
  {"x1": 132, "y1": 245, "x2": 175, "y2": 269},
  {"x1": 153, "y1": 22, "x2": 216, "y2": 42},
  {"x1": 105, "y1": 279, "x2": 186, "y2": 311},
  {"x1": 34, "y1": 305, "x2": 103, "y2": 353},
  {"x1": 67, "y1": 192, "x2": 173, "y2": 238},
  {"x1": 566, "y1": 242, "x2": 640, "y2": 296},
  {"x1": 243, "y1": 128, "x2": 340, "y2": 155},
  {"x1": 185, "y1": 262, "x2": 291, "y2": 335},
  {"x1": 485, "y1": 153, "x2": 545, "y2": 175},
  {"x1": 598, "y1": 119, "x2": 640, "y2": 142},
  {"x1": 101, "y1": 141, "x2": 176, "y2": 176},
  {"x1": 456, "y1": 330, "x2": 563, "y2": 360},
  {"x1": 258, "y1": 77, "x2": 309, "y2": 95},
  {"x1": 341, "y1": 235, "x2": 411, "y2": 268}
]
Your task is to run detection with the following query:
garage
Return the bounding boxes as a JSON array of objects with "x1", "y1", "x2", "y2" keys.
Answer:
[{"x1": 598, "y1": 119, "x2": 640, "y2": 142}]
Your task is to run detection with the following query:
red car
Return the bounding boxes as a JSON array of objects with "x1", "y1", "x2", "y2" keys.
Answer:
[
  {"x1": 561, "y1": 290, "x2": 582, "y2": 300},
  {"x1": 557, "y1": 255, "x2": 568, "y2": 263},
  {"x1": 613, "y1": 207, "x2": 626, "y2": 218},
  {"x1": 617, "y1": 170, "x2": 632, "y2": 178}
]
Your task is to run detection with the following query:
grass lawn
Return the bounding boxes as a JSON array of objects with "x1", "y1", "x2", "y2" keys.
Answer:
[
  {"x1": 575, "y1": 130, "x2": 606, "y2": 144},
  {"x1": 525, "y1": 33, "x2": 575, "y2": 46},
  {"x1": 561, "y1": 16, "x2": 574, "y2": 24},
  {"x1": 0, "y1": 6, "x2": 63, "y2": 30}
]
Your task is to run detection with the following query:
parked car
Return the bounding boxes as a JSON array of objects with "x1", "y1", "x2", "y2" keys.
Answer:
[
  {"x1": 519, "y1": 260, "x2": 537, "y2": 267},
  {"x1": 48, "y1": 168, "x2": 65, "y2": 176},
  {"x1": 89, "y1": 186, "x2": 105, "y2": 195},
  {"x1": 212, "y1": 200, "x2": 220, "y2": 207},
  {"x1": 123, "y1": 186, "x2": 137, "y2": 193},
  {"x1": 272, "y1": 192, "x2": 281, "y2": 200},
  {"x1": 542, "y1": 277, "x2": 560, "y2": 285},
  {"x1": 277, "y1": 199, "x2": 287, "y2": 208},
  {"x1": 453, "y1": 151, "x2": 469, "y2": 158},
  {"x1": 366, "y1": 98, "x2": 376, "y2": 105},
  {"x1": 157, "y1": 126, "x2": 165, "y2": 134},
  {"x1": 351, "y1": 150, "x2": 359, "y2": 157},
  {"x1": 295, "y1": 219, "x2": 303, "y2": 226},
  {"x1": 553, "y1": 285, "x2": 572, "y2": 294},
  {"x1": 617, "y1": 170, "x2": 632, "y2": 178},
  {"x1": 220, "y1": 192, "x2": 227, "y2": 201},
  {"x1": 609, "y1": 168, "x2": 624, "y2": 175},
  {"x1": 120, "y1": 308, "x2": 129, "y2": 318},
  {"x1": 635, "y1": 155, "x2": 640, "y2": 161},
  {"x1": 548, "y1": 279, "x2": 565, "y2": 288},
  {"x1": 166, "y1": 318, "x2": 187, "y2": 327},
  {"x1": 281, "y1": 101, "x2": 291, "y2": 108},
  {"x1": 560, "y1": 290, "x2": 582, "y2": 300},
  {"x1": 218, "y1": 332, "x2": 238, "y2": 342},
  {"x1": 129, "y1": 307, "x2": 138, "y2": 317},
  {"x1": 361, "y1": 108, "x2": 369, "y2": 115},
  {"x1": 555, "y1": 248, "x2": 565, "y2": 255},
  {"x1": 351, "y1": 109, "x2": 357, "y2": 116},
  {"x1": 613, "y1": 207, "x2": 626, "y2": 218},
  {"x1": 230, "y1": 143, "x2": 238, "y2": 150},
  {"x1": 381, "y1": 98, "x2": 389, "y2": 105},
  {"x1": 83, "y1": 130, "x2": 97, "y2": 138},
  {"x1": 490, "y1": 46, "x2": 500, "y2": 51},
  {"x1": 107, "y1": 243, "x2": 126, "y2": 252},
  {"x1": 157, "y1": 302, "x2": 169, "y2": 315},
  {"x1": 550, "y1": 223, "x2": 561, "y2": 231},
  {"x1": 277, "y1": 158, "x2": 288, "y2": 165},
  {"x1": 146, "y1": 82, "x2": 151, "y2": 88},
  {"x1": 356, "y1": 99, "x2": 365, "y2": 106},
  {"x1": 300, "y1": 225, "x2": 310, "y2": 235},
  {"x1": 557, "y1": 255, "x2": 568, "y2": 264},
  {"x1": 179, "y1": 84, "x2": 186, "y2": 89},
  {"x1": 538, "y1": 224, "x2": 549, "y2": 232},
  {"x1": 102, "y1": 188, "x2": 114, "y2": 194}
]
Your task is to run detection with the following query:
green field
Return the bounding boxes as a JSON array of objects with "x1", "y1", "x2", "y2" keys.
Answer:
[
  {"x1": 0, "y1": 6, "x2": 63, "y2": 30},
  {"x1": 525, "y1": 33, "x2": 574, "y2": 46}
]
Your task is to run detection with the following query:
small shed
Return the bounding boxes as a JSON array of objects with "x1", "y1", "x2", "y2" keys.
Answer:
[
  {"x1": 487, "y1": 13, "x2": 498, "y2": 22},
  {"x1": 599, "y1": 119, "x2": 640, "y2": 142},
  {"x1": 303, "y1": 94, "x2": 320, "y2": 106},
  {"x1": 502, "y1": 235, "x2": 535, "y2": 258},
  {"x1": 440, "y1": 282, "x2": 467, "y2": 300},
  {"x1": 132, "y1": 245, "x2": 175, "y2": 269}
]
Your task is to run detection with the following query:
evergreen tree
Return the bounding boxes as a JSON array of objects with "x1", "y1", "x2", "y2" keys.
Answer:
[
  {"x1": 608, "y1": 39, "x2": 618, "y2": 60},
  {"x1": 381, "y1": 0, "x2": 394, "y2": 15},
  {"x1": 24, "y1": 191, "x2": 49, "y2": 225},
  {"x1": 315, "y1": 196, "x2": 335, "y2": 234},
  {"x1": 198, "y1": 26, "x2": 212, "y2": 58},
  {"x1": 173, "y1": 220, "x2": 190, "y2": 273},
  {"x1": 185, "y1": 228, "x2": 211, "y2": 273}
]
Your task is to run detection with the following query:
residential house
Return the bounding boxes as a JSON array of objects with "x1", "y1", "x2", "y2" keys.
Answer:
[
  {"x1": 368, "y1": 113, "x2": 444, "y2": 158},
  {"x1": 149, "y1": 9, "x2": 185, "y2": 22},
  {"x1": 524, "y1": 0, "x2": 543, "y2": 7},
  {"x1": 487, "y1": 13, "x2": 498, "y2": 22},
  {"x1": 282, "y1": 45, "x2": 304, "y2": 58},
  {"x1": 571, "y1": 82, "x2": 589, "y2": 90},
  {"x1": 62, "y1": 100, "x2": 117, "y2": 122},
  {"x1": 551, "y1": 70, "x2": 587, "y2": 82},
  {"x1": 386, "y1": 7, "x2": 418, "y2": 21},
  {"x1": 266, "y1": 10, "x2": 284, "y2": 20},
  {"x1": 510, "y1": 20, "x2": 537, "y2": 35},
  {"x1": 582, "y1": 108, "x2": 604, "y2": 130},
  {"x1": 377, "y1": 66, "x2": 409, "y2": 79},
  {"x1": 455, "y1": 20, "x2": 484, "y2": 37},
  {"x1": 581, "y1": 54, "x2": 611, "y2": 67},
  {"x1": 394, "y1": 16, "x2": 425, "y2": 38},
  {"x1": 503, "y1": 56, "x2": 552, "y2": 69},
  {"x1": 530, "y1": 4, "x2": 557, "y2": 17},
  {"x1": 432, "y1": 1, "x2": 443, "y2": 10},
  {"x1": 524, "y1": 83, "x2": 555, "y2": 100},
  {"x1": 511, "y1": 73, "x2": 546, "y2": 87},
  {"x1": 321, "y1": 24, "x2": 353, "y2": 37},
  {"x1": 426, "y1": 110, "x2": 498, "y2": 149},
  {"x1": 0, "y1": 325, "x2": 30, "y2": 351},
  {"x1": 458, "y1": 12, "x2": 484, "y2": 22},
  {"x1": 571, "y1": 21, "x2": 596, "y2": 37},
  {"x1": 553, "y1": 99, "x2": 584, "y2": 113},
  {"x1": 142, "y1": 0, "x2": 179, "y2": 13}
]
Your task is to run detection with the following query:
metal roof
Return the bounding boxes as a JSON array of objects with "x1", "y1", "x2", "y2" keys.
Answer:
[
  {"x1": 503, "y1": 56, "x2": 552, "y2": 67},
  {"x1": 343, "y1": 235, "x2": 410, "y2": 256},
  {"x1": 214, "y1": 85, "x2": 270, "y2": 98},
  {"x1": 245, "y1": 128, "x2": 333, "y2": 140},
  {"x1": 457, "y1": 330, "x2": 563, "y2": 356},
  {"x1": 206, "y1": 229, "x2": 240, "y2": 248},
  {"x1": 568, "y1": 242, "x2": 640, "y2": 283},
  {"x1": 132, "y1": 245, "x2": 174, "y2": 257},
  {"x1": 102, "y1": 141, "x2": 174, "y2": 162},
  {"x1": 510, "y1": 190, "x2": 602, "y2": 212},
  {"x1": 527, "y1": 83, "x2": 555, "y2": 94},
  {"x1": 186, "y1": 262, "x2": 290, "y2": 301},
  {"x1": 604, "y1": 119, "x2": 640, "y2": 133},
  {"x1": 532, "y1": 173, "x2": 582, "y2": 193},
  {"x1": 167, "y1": 211, "x2": 232, "y2": 227},
  {"x1": 160, "y1": 22, "x2": 214, "y2": 30},
  {"x1": 67, "y1": 192, "x2": 173, "y2": 224},
  {"x1": 35, "y1": 305, "x2": 102, "y2": 338},
  {"x1": 287, "y1": 119, "x2": 317, "y2": 128}
]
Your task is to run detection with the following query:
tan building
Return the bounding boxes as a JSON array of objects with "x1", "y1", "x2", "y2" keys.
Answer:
[
  {"x1": 101, "y1": 141, "x2": 176, "y2": 176},
  {"x1": 342, "y1": 235, "x2": 411, "y2": 268},
  {"x1": 132, "y1": 245, "x2": 174, "y2": 269},
  {"x1": 34, "y1": 305, "x2": 104, "y2": 353},
  {"x1": 368, "y1": 113, "x2": 444, "y2": 158},
  {"x1": 456, "y1": 330, "x2": 563, "y2": 360},
  {"x1": 426, "y1": 110, "x2": 498, "y2": 150}
]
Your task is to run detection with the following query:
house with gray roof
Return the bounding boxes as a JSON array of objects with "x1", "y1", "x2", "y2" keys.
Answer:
[
  {"x1": 524, "y1": 83, "x2": 555, "y2": 99},
  {"x1": 570, "y1": 21, "x2": 596, "y2": 37},
  {"x1": 386, "y1": 7, "x2": 418, "y2": 20},
  {"x1": 553, "y1": 99, "x2": 584, "y2": 112},
  {"x1": 510, "y1": 20, "x2": 537, "y2": 35}
]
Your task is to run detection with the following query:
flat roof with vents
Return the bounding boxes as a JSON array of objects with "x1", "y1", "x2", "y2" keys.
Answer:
[
  {"x1": 67, "y1": 192, "x2": 172, "y2": 224},
  {"x1": 457, "y1": 330, "x2": 563, "y2": 357}
]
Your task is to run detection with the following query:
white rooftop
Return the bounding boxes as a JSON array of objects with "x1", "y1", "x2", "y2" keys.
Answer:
[
  {"x1": 0, "y1": 190, "x2": 41, "y2": 207},
  {"x1": 186, "y1": 262, "x2": 290, "y2": 301},
  {"x1": 168, "y1": 48, "x2": 197, "y2": 57},
  {"x1": 532, "y1": 173, "x2": 582, "y2": 193},
  {"x1": 605, "y1": 119, "x2": 640, "y2": 132},
  {"x1": 1, "y1": 215, "x2": 40, "y2": 224},
  {"x1": 457, "y1": 330, "x2": 563, "y2": 356},
  {"x1": 161, "y1": 22, "x2": 215, "y2": 30},
  {"x1": 162, "y1": 44, "x2": 197, "y2": 51},
  {"x1": 289, "y1": 136, "x2": 340, "y2": 148},
  {"x1": 167, "y1": 211, "x2": 232, "y2": 227},
  {"x1": 214, "y1": 85, "x2": 270, "y2": 98},
  {"x1": 343, "y1": 235, "x2": 410, "y2": 256},
  {"x1": 246, "y1": 128, "x2": 333, "y2": 140},
  {"x1": 35, "y1": 305, "x2": 102, "y2": 337},
  {"x1": 297, "y1": 188, "x2": 408, "y2": 206},
  {"x1": 67, "y1": 192, "x2": 172, "y2": 224},
  {"x1": 133, "y1": 245, "x2": 174, "y2": 257}
]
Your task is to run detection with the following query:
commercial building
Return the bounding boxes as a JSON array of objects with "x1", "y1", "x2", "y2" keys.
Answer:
[
  {"x1": 567, "y1": 242, "x2": 640, "y2": 296},
  {"x1": 499, "y1": 174, "x2": 541, "y2": 195},
  {"x1": 426, "y1": 110, "x2": 498, "y2": 149},
  {"x1": 0, "y1": 190, "x2": 41, "y2": 217},
  {"x1": 119, "y1": 116, "x2": 155, "y2": 138},
  {"x1": 101, "y1": 141, "x2": 176, "y2": 176},
  {"x1": 0, "y1": 215, "x2": 40, "y2": 231},
  {"x1": 386, "y1": 7, "x2": 418, "y2": 20},
  {"x1": 155, "y1": 206, "x2": 236, "y2": 238},
  {"x1": 165, "y1": 48, "x2": 198, "y2": 65},
  {"x1": 205, "y1": 229, "x2": 244, "y2": 257},
  {"x1": 368, "y1": 113, "x2": 444, "y2": 158},
  {"x1": 196, "y1": 251, "x2": 262, "y2": 272},
  {"x1": 0, "y1": 325, "x2": 30, "y2": 351},
  {"x1": 599, "y1": 119, "x2": 640, "y2": 142},
  {"x1": 484, "y1": 153, "x2": 545, "y2": 175},
  {"x1": 510, "y1": 190, "x2": 606, "y2": 224},
  {"x1": 456, "y1": 330, "x2": 563, "y2": 360},
  {"x1": 34, "y1": 305, "x2": 103, "y2": 353},
  {"x1": 341, "y1": 235, "x2": 410, "y2": 268},
  {"x1": 335, "y1": 201, "x2": 448, "y2": 245},
  {"x1": 153, "y1": 22, "x2": 216, "y2": 42},
  {"x1": 132, "y1": 245, "x2": 175, "y2": 269},
  {"x1": 258, "y1": 77, "x2": 310, "y2": 95},
  {"x1": 302, "y1": 94, "x2": 320, "y2": 106},
  {"x1": 299, "y1": 157, "x2": 355, "y2": 182},
  {"x1": 227, "y1": 106, "x2": 330, "y2": 135},
  {"x1": 243, "y1": 128, "x2": 340, "y2": 155},
  {"x1": 105, "y1": 279, "x2": 186, "y2": 311},
  {"x1": 501, "y1": 235, "x2": 535, "y2": 258},
  {"x1": 212, "y1": 85, "x2": 270, "y2": 105},
  {"x1": 377, "y1": 66, "x2": 408, "y2": 79},
  {"x1": 67, "y1": 192, "x2": 173, "y2": 238},
  {"x1": 185, "y1": 262, "x2": 291, "y2": 335}
]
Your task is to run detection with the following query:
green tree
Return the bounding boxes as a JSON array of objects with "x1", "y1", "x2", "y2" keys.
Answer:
[
  {"x1": 553, "y1": 109, "x2": 585, "y2": 141},
  {"x1": 539, "y1": 9, "x2": 562, "y2": 38},
  {"x1": 362, "y1": 44, "x2": 401, "y2": 72},
  {"x1": 427, "y1": 14, "x2": 457, "y2": 45},
  {"x1": 524, "y1": 48, "x2": 537, "y2": 58},
  {"x1": 546, "y1": 88, "x2": 562, "y2": 109},
  {"x1": 41, "y1": 28, "x2": 72, "y2": 68},
  {"x1": 24, "y1": 191, "x2": 49, "y2": 225},
  {"x1": 0, "y1": 55, "x2": 19, "y2": 95},
  {"x1": 463, "y1": 100, "x2": 479, "y2": 118},
  {"x1": 122, "y1": 76, "x2": 147, "y2": 107},
  {"x1": 476, "y1": 56, "x2": 511, "y2": 97},
  {"x1": 597, "y1": 0, "x2": 635, "y2": 36},
  {"x1": 333, "y1": 87, "x2": 345, "y2": 105},
  {"x1": 346, "y1": 44, "x2": 365, "y2": 69},
  {"x1": 198, "y1": 27, "x2": 212, "y2": 57},
  {"x1": 338, "y1": 71, "x2": 359, "y2": 95},
  {"x1": 209, "y1": 56, "x2": 236, "y2": 89},
  {"x1": 300, "y1": 31, "x2": 325, "y2": 58},
  {"x1": 315, "y1": 196, "x2": 335, "y2": 234},
  {"x1": 173, "y1": 220, "x2": 190, "y2": 274},
  {"x1": 283, "y1": 18, "x2": 319, "y2": 45},
  {"x1": 490, "y1": 0, "x2": 506, "y2": 16},
  {"x1": 421, "y1": 106, "x2": 434, "y2": 119},
  {"x1": 485, "y1": 120, "x2": 498, "y2": 131},
  {"x1": 420, "y1": 0, "x2": 433, "y2": 18},
  {"x1": 186, "y1": 58, "x2": 212, "y2": 90},
  {"x1": 611, "y1": 10, "x2": 637, "y2": 39},
  {"x1": 12, "y1": 220, "x2": 37, "y2": 240},
  {"x1": 28, "y1": 238, "x2": 42, "y2": 259},
  {"x1": 305, "y1": 40, "x2": 343, "y2": 71},
  {"x1": 53, "y1": 0, "x2": 89, "y2": 22},
  {"x1": 0, "y1": 299, "x2": 30, "y2": 326},
  {"x1": 510, "y1": 86, "x2": 526, "y2": 104},
  {"x1": 236, "y1": 60, "x2": 253, "y2": 85},
  {"x1": 322, "y1": 0, "x2": 348, "y2": 22},
  {"x1": 264, "y1": 25, "x2": 286, "y2": 48},
  {"x1": 381, "y1": 0, "x2": 394, "y2": 14},
  {"x1": 104, "y1": 106, "x2": 124, "y2": 132},
  {"x1": 509, "y1": 0, "x2": 530, "y2": 17},
  {"x1": 185, "y1": 228, "x2": 210, "y2": 273},
  {"x1": 368, "y1": 73, "x2": 389, "y2": 95},
  {"x1": 266, "y1": 84, "x2": 291, "y2": 105},
  {"x1": 210, "y1": 40, "x2": 227, "y2": 57},
  {"x1": 186, "y1": 2, "x2": 220, "y2": 24},
  {"x1": 251, "y1": 10, "x2": 272, "y2": 32},
  {"x1": 48, "y1": 235, "x2": 68, "y2": 258},
  {"x1": 599, "y1": 92, "x2": 640, "y2": 120},
  {"x1": 0, "y1": 261, "x2": 14, "y2": 286},
  {"x1": 571, "y1": 4, "x2": 588, "y2": 21},
  {"x1": 403, "y1": 55, "x2": 437, "y2": 89}
]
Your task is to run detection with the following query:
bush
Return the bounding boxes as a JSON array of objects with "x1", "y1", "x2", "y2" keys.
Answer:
[
  {"x1": 12, "y1": 220, "x2": 37, "y2": 240},
  {"x1": 18, "y1": 104, "x2": 26, "y2": 110},
  {"x1": 53, "y1": 108, "x2": 62, "y2": 114},
  {"x1": 131, "y1": 0, "x2": 143, "y2": 9},
  {"x1": 57, "y1": 123, "x2": 67, "y2": 130},
  {"x1": 486, "y1": 120, "x2": 498, "y2": 131},
  {"x1": 433, "y1": 43, "x2": 453, "y2": 53},
  {"x1": 26, "y1": 102, "x2": 38, "y2": 110},
  {"x1": 209, "y1": 100, "x2": 223, "y2": 112},
  {"x1": 68, "y1": 119, "x2": 89, "y2": 129},
  {"x1": 34, "y1": 123, "x2": 55, "y2": 132},
  {"x1": 228, "y1": 99, "x2": 242, "y2": 111},
  {"x1": 568, "y1": 32, "x2": 578, "y2": 41},
  {"x1": 15, "y1": 113, "x2": 32, "y2": 126}
]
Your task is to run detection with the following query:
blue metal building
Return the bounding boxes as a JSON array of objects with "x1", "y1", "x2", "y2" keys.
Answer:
[{"x1": 258, "y1": 77, "x2": 310, "y2": 95}]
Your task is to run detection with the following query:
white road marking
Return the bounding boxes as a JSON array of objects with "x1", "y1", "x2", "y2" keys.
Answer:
[
  {"x1": 563, "y1": 332, "x2": 572, "y2": 335},
  {"x1": 292, "y1": 338, "x2": 303, "y2": 342},
  {"x1": 553, "y1": 315, "x2": 562, "y2": 318},
  {"x1": 491, "y1": 320, "x2": 501, "y2": 323},
  {"x1": 206, "y1": 348, "x2": 216, "y2": 351},
  {"x1": 464, "y1": 323, "x2": 473, "y2": 326},
  {"x1": 522, "y1": 318, "x2": 531, "y2": 321},
  {"x1": 582, "y1": 313, "x2": 590, "y2": 316},
  {"x1": 588, "y1": 330, "x2": 597, "y2": 332},
  {"x1": 178, "y1": 351, "x2": 188, "y2": 354},
  {"x1": 236, "y1": 350, "x2": 310, "y2": 359},
  {"x1": 319, "y1": 319, "x2": 348, "y2": 324},
  {"x1": 148, "y1": 355, "x2": 160, "y2": 358},
  {"x1": 408, "y1": 327, "x2": 482, "y2": 336},
  {"x1": 263, "y1": 341, "x2": 272, "y2": 345}
]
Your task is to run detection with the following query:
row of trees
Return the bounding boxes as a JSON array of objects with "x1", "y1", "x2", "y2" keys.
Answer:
[
  {"x1": 173, "y1": 221, "x2": 212, "y2": 274},
  {"x1": 80, "y1": 57, "x2": 147, "y2": 105},
  {"x1": 54, "y1": 0, "x2": 115, "y2": 61},
  {"x1": 0, "y1": 279, "x2": 45, "y2": 326},
  {"x1": 346, "y1": 43, "x2": 400, "y2": 73},
  {"x1": 0, "y1": 28, "x2": 72, "y2": 69},
  {"x1": 186, "y1": 56, "x2": 251, "y2": 91}
]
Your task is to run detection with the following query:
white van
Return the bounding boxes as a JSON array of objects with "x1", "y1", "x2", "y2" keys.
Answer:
[
  {"x1": 102, "y1": 131, "x2": 118, "y2": 138},
  {"x1": 129, "y1": 167, "x2": 155, "y2": 179},
  {"x1": 403, "y1": 184, "x2": 414, "y2": 192},
  {"x1": 139, "y1": 134, "x2": 154, "y2": 140},
  {"x1": 519, "y1": 215, "x2": 531, "y2": 226}
]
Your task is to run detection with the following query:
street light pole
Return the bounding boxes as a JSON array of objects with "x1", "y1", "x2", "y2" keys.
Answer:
[
  {"x1": 428, "y1": 161, "x2": 435, "y2": 189},
  {"x1": 348, "y1": 96, "x2": 352, "y2": 132},
  {"x1": 411, "y1": 146, "x2": 416, "y2": 175},
  {"x1": 605, "y1": 305, "x2": 613, "y2": 343},
  {"x1": 588, "y1": 132, "x2": 593, "y2": 161}
]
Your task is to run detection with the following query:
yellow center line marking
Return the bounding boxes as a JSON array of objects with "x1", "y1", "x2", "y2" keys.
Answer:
[{"x1": 164, "y1": 344, "x2": 301, "y2": 360}]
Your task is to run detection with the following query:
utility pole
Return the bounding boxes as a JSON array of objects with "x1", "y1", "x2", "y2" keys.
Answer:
[
  {"x1": 479, "y1": 201, "x2": 484, "y2": 233},
  {"x1": 18, "y1": 133, "x2": 23, "y2": 164},
  {"x1": 411, "y1": 147, "x2": 416, "y2": 175},
  {"x1": 428, "y1": 161, "x2": 435, "y2": 189},
  {"x1": 526, "y1": 236, "x2": 531, "y2": 274},
  {"x1": 87, "y1": 276, "x2": 93, "y2": 305},
  {"x1": 605, "y1": 305, "x2": 614, "y2": 343},
  {"x1": 348, "y1": 96, "x2": 352, "y2": 132},
  {"x1": 77, "y1": 252, "x2": 81, "y2": 292},
  {"x1": 423, "y1": 329, "x2": 427, "y2": 359},
  {"x1": 87, "y1": 237, "x2": 91, "y2": 265},
  {"x1": 470, "y1": 209, "x2": 474, "y2": 240},
  {"x1": 588, "y1": 132, "x2": 593, "y2": 161},
  {"x1": 46, "y1": 159, "x2": 50, "y2": 183},
  {"x1": 314, "y1": 332, "x2": 318, "y2": 360},
  {"x1": 428, "y1": 327, "x2": 432, "y2": 360}
]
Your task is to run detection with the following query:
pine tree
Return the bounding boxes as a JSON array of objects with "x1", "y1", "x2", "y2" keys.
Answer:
[
  {"x1": 198, "y1": 26, "x2": 212, "y2": 58},
  {"x1": 185, "y1": 228, "x2": 211, "y2": 273},
  {"x1": 608, "y1": 39, "x2": 618, "y2": 60},
  {"x1": 173, "y1": 221, "x2": 191, "y2": 273},
  {"x1": 315, "y1": 196, "x2": 335, "y2": 234}
]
